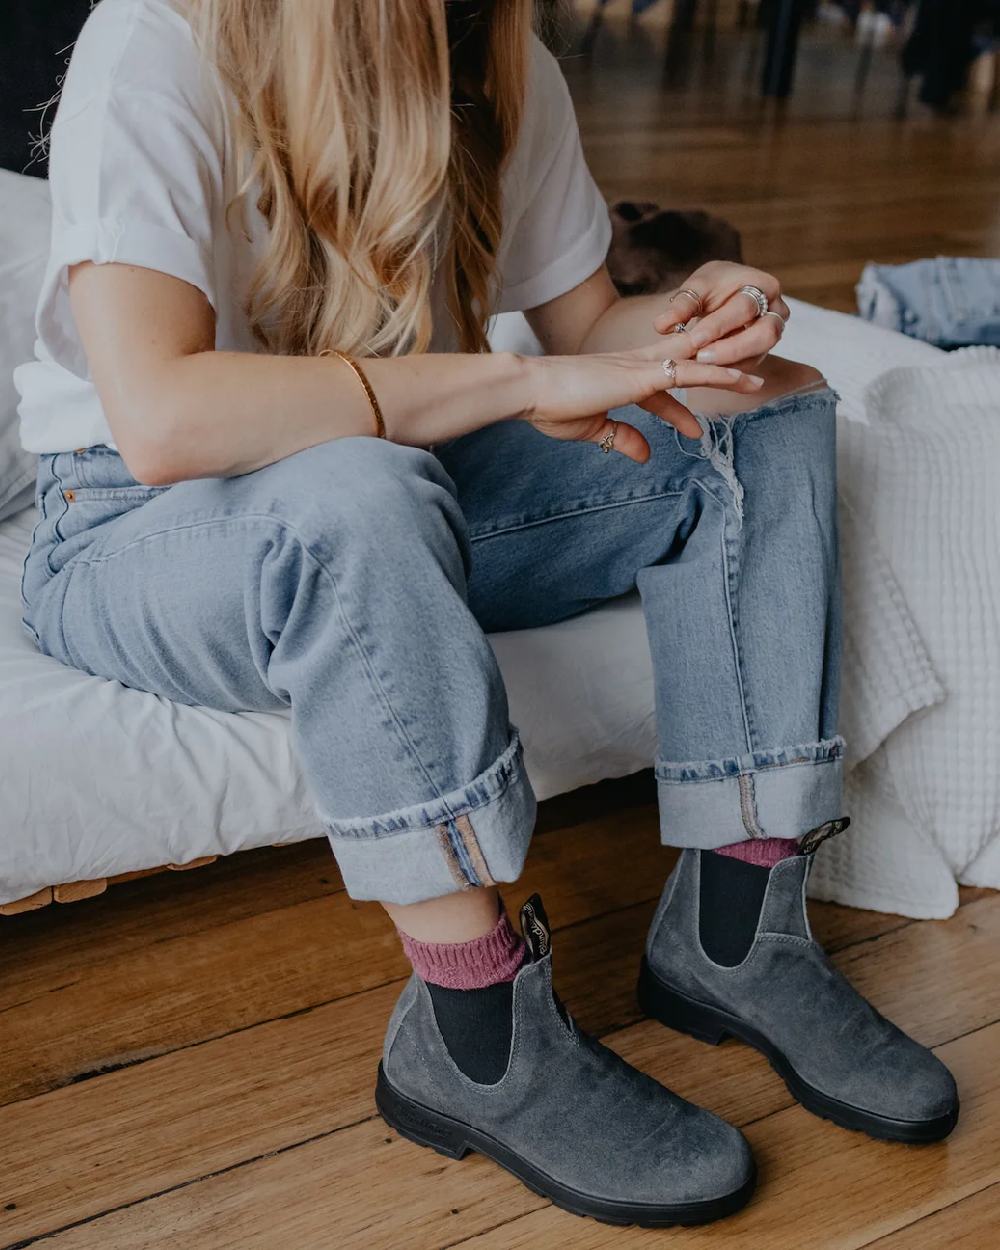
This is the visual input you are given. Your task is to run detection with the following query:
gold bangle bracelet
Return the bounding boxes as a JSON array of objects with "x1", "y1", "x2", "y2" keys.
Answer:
[{"x1": 320, "y1": 349, "x2": 388, "y2": 440}]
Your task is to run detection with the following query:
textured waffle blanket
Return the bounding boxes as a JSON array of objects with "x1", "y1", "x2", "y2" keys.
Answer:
[{"x1": 810, "y1": 348, "x2": 1000, "y2": 917}]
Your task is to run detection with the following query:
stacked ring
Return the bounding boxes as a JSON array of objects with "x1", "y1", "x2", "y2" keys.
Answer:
[
  {"x1": 739, "y1": 284, "x2": 770, "y2": 320},
  {"x1": 670, "y1": 287, "x2": 704, "y2": 316}
]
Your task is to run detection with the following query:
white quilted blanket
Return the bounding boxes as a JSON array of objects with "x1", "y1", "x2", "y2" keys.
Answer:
[{"x1": 811, "y1": 348, "x2": 1000, "y2": 917}]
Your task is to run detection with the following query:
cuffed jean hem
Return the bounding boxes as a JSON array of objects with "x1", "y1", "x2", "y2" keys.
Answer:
[
  {"x1": 655, "y1": 736, "x2": 845, "y2": 848},
  {"x1": 321, "y1": 732, "x2": 537, "y2": 904}
]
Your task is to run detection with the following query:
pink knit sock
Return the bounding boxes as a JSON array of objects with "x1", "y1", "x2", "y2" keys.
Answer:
[
  {"x1": 713, "y1": 837, "x2": 800, "y2": 869},
  {"x1": 398, "y1": 905, "x2": 527, "y2": 990}
]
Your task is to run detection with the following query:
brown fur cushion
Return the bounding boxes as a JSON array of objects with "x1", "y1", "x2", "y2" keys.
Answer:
[{"x1": 607, "y1": 201, "x2": 743, "y2": 297}]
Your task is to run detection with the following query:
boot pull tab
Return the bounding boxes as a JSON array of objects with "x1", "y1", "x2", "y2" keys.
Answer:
[
  {"x1": 520, "y1": 893, "x2": 552, "y2": 961},
  {"x1": 799, "y1": 817, "x2": 851, "y2": 857}
]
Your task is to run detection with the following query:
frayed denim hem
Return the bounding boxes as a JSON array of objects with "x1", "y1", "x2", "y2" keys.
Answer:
[
  {"x1": 322, "y1": 732, "x2": 537, "y2": 904},
  {"x1": 656, "y1": 736, "x2": 845, "y2": 847}
]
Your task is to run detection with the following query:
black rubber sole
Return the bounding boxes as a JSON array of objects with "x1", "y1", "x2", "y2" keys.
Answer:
[
  {"x1": 375, "y1": 1063, "x2": 756, "y2": 1228},
  {"x1": 637, "y1": 957, "x2": 959, "y2": 1144}
]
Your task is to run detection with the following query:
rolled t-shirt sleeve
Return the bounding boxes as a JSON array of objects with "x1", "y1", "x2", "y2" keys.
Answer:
[
  {"x1": 493, "y1": 42, "x2": 612, "y2": 314},
  {"x1": 37, "y1": 1, "x2": 226, "y2": 376}
]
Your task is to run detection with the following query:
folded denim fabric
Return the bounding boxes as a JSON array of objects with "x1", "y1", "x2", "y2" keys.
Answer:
[{"x1": 857, "y1": 257, "x2": 1000, "y2": 349}]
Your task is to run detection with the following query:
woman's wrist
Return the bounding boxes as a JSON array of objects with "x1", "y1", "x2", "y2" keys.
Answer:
[{"x1": 498, "y1": 351, "x2": 537, "y2": 423}]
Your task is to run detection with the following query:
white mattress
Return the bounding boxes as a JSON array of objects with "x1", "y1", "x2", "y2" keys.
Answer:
[
  {"x1": 0, "y1": 504, "x2": 660, "y2": 903},
  {"x1": 0, "y1": 300, "x2": 944, "y2": 905}
]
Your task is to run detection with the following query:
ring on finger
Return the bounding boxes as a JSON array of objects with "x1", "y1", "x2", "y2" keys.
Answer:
[
  {"x1": 599, "y1": 420, "x2": 619, "y2": 455},
  {"x1": 761, "y1": 308, "x2": 787, "y2": 330},
  {"x1": 739, "y1": 284, "x2": 770, "y2": 320},
  {"x1": 670, "y1": 287, "x2": 704, "y2": 317},
  {"x1": 661, "y1": 358, "x2": 678, "y2": 387}
]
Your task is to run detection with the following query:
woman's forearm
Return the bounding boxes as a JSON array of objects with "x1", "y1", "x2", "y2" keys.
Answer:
[
  {"x1": 128, "y1": 349, "x2": 534, "y2": 484},
  {"x1": 578, "y1": 292, "x2": 667, "y2": 354}
]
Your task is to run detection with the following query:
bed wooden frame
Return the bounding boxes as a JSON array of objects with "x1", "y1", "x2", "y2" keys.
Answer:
[{"x1": 0, "y1": 856, "x2": 220, "y2": 915}]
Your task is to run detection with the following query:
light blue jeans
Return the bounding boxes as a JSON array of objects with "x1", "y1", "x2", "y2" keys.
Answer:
[
  {"x1": 20, "y1": 390, "x2": 843, "y2": 904},
  {"x1": 857, "y1": 257, "x2": 1000, "y2": 349}
]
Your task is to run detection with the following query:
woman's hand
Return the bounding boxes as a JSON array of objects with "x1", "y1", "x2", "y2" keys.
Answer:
[
  {"x1": 522, "y1": 346, "x2": 764, "y2": 463},
  {"x1": 654, "y1": 261, "x2": 791, "y2": 368}
]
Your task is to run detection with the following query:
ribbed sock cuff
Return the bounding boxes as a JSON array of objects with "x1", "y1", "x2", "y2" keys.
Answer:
[
  {"x1": 398, "y1": 905, "x2": 527, "y2": 990},
  {"x1": 712, "y1": 837, "x2": 800, "y2": 869}
]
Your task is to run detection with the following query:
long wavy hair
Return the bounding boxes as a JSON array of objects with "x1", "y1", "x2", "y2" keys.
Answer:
[{"x1": 187, "y1": 0, "x2": 532, "y2": 357}]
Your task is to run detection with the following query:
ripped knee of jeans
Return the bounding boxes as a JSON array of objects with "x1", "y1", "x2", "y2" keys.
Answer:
[{"x1": 697, "y1": 415, "x2": 744, "y2": 524}]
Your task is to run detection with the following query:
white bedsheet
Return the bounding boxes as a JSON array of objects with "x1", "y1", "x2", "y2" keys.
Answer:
[{"x1": 3, "y1": 300, "x2": 987, "y2": 915}]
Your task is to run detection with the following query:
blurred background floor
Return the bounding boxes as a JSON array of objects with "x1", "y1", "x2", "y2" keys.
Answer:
[{"x1": 565, "y1": 0, "x2": 1000, "y2": 308}]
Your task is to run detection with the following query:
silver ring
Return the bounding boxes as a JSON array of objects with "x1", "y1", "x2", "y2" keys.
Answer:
[
  {"x1": 762, "y1": 308, "x2": 787, "y2": 330},
  {"x1": 739, "y1": 284, "x2": 770, "y2": 320},
  {"x1": 599, "y1": 420, "x2": 618, "y2": 455},
  {"x1": 671, "y1": 287, "x2": 704, "y2": 316},
  {"x1": 661, "y1": 358, "x2": 678, "y2": 387},
  {"x1": 671, "y1": 322, "x2": 688, "y2": 334}
]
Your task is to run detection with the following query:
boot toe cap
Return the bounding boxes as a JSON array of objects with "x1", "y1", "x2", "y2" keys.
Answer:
[
  {"x1": 888, "y1": 1049, "x2": 959, "y2": 1126},
  {"x1": 641, "y1": 1105, "x2": 755, "y2": 1206}
]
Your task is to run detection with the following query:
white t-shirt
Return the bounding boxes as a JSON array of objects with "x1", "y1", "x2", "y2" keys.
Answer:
[{"x1": 14, "y1": 0, "x2": 612, "y2": 454}]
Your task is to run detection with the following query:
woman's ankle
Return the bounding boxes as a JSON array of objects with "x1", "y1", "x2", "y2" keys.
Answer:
[{"x1": 383, "y1": 884, "x2": 502, "y2": 944}]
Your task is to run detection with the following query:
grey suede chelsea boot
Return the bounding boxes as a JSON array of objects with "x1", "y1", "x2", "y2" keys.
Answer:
[
  {"x1": 378, "y1": 895, "x2": 755, "y2": 1228},
  {"x1": 640, "y1": 838, "x2": 960, "y2": 1144}
]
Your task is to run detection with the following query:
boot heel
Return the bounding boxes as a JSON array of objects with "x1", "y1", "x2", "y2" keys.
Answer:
[
  {"x1": 376, "y1": 1063, "x2": 471, "y2": 1160},
  {"x1": 638, "y1": 957, "x2": 731, "y2": 1046}
]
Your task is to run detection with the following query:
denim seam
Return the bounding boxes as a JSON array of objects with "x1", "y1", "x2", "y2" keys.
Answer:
[
  {"x1": 324, "y1": 733, "x2": 525, "y2": 839},
  {"x1": 655, "y1": 751, "x2": 844, "y2": 784},
  {"x1": 695, "y1": 476, "x2": 755, "y2": 754},
  {"x1": 655, "y1": 755, "x2": 845, "y2": 785},
  {"x1": 467, "y1": 489, "x2": 686, "y2": 543},
  {"x1": 737, "y1": 774, "x2": 766, "y2": 839},
  {"x1": 45, "y1": 454, "x2": 73, "y2": 579},
  {"x1": 436, "y1": 824, "x2": 474, "y2": 890},
  {"x1": 456, "y1": 814, "x2": 495, "y2": 886},
  {"x1": 733, "y1": 386, "x2": 839, "y2": 427},
  {"x1": 60, "y1": 510, "x2": 457, "y2": 820}
]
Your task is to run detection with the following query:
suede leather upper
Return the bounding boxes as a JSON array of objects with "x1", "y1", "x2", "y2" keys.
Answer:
[
  {"x1": 383, "y1": 953, "x2": 753, "y2": 1206},
  {"x1": 646, "y1": 849, "x2": 958, "y2": 1124}
]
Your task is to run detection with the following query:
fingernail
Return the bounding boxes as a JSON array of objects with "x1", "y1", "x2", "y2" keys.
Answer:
[
  {"x1": 696, "y1": 348, "x2": 715, "y2": 363},
  {"x1": 750, "y1": 375, "x2": 765, "y2": 386}
]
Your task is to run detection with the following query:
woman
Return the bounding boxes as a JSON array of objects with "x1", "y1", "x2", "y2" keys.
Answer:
[{"x1": 16, "y1": 0, "x2": 958, "y2": 1227}]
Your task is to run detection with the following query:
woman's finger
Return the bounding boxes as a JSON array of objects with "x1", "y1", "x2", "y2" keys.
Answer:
[
  {"x1": 635, "y1": 361, "x2": 761, "y2": 436},
  {"x1": 590, "y1": 418, "x2": 652, "y2": 463},
  {"x1": 681, "y1": 293, "x2": 771, "y2": 356},
  {"x1": 653, "y1": 286, "x2": 707, "y2": 334},
  {"x1": 685, "y1": 286, "x2": 790, "y2": 360},
  {"x1": 689, "y1": 316, "x2": 784, "y2": 366},
  {"x1": 636, "y1": 388, "x2": 702, "y2": 438},
  {"x1": 668, "y1": 361, "x2": 766, "y2": 392}
]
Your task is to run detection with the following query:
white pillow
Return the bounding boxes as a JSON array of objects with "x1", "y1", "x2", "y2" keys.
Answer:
[{"x1": 0, "y1": 170, "x2": 50, "y2": 520}]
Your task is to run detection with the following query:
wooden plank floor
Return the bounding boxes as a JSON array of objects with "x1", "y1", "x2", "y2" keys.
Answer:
[
  {"x1": 2, "y1": 773, "x2": 998, "y2": 1249},
  {"x1": 3, "y1": 7, "x2": 1000, "y2": 1249}
]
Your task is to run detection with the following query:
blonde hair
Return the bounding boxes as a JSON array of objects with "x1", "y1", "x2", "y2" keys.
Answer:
[{"x1": 188, "y1": 0, "x2": 532, "y2": 357}]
